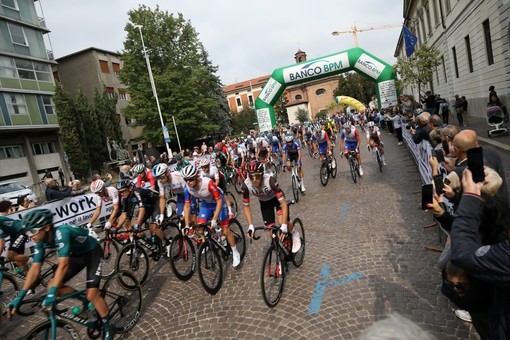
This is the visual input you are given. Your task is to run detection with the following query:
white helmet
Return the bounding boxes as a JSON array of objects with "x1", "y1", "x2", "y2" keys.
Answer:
[
  {"x1": 199, "y1": 159, "x2": 210, "y2": 167},
  {"x1": 367, "y1": 121, "x2": 375, "y2": 128},
  {"x1": 132, "y1": 164, "x2": 145, "y2": 174},
  {"x1": 284, "y1": 134, "x2": 293, "y2": 142},
  {"x1": 90, "y1": 179, "x2": 105, "y2": 193},
  {"x1": 344, "y1": 122, "x2": 352, "y2": 129},
  {"x1": 152, "y1": 163, "x2": 168, "y2": 178},
  {"x1": 181, "y1": 165, "x2": 198, "y2": 180}
]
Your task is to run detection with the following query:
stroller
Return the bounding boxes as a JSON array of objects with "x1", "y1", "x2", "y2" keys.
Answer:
[{"x1": 486, "y1": 105, "x2": 509, "y2": 138}]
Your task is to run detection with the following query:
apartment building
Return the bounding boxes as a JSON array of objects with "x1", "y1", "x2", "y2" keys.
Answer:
[
  {"x1": 395, "y1": 0, "x2": 510, "y2": 117},
  {"x1": 0, "y1": 0, "x2": 64, "y2": 187}
]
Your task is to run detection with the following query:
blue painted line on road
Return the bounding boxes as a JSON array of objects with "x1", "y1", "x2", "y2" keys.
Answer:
[
  {"x1": 339, "y1": 203, "x2": 350, "y2": 221},
  {"x1": 308, "y1": 264, "x2": 364, "y2": 315}
]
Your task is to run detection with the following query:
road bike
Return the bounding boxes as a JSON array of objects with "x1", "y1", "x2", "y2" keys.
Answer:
[
  {"x1": 260, "y1": 157, "x2": 278, "y2": 180},
  {"x1": 19, "y1": 270, "x2": 141, "y2": 339},
  {"x1": 285, "y1": 162, "x2": 303, "y2": 203},
  {"x1": 319, "y1": 153, "x2": 338, "y2": 186},
  {"x1": 373, "y1": 144, "x2": 384, "y2": 172},
  {"x1": 0, "y1": 263, "x2": 18, "y2": 325},
  {"x1": 248, "y1": 200, "x2": 305, "y2": 308},
  {"x1": 345, "y1": 148, "x2": 361, "y2": 184}
]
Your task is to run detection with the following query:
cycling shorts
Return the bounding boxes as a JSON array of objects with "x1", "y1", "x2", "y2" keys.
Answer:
[
  {"x1": 139, "y1": 200, "x2": 161, "y2": 225},
  {"x1": 8, "y1": 232, "x2": 27, "y2": 254},
  {"x1": 318, "y1": 141, "x2": 328, "y2": 155},
  {"x1": 286, "y1": 153, "x2": 301, "y2": 166},
  {"x1": 369, "y1": 136, "x2": 381, "y2": 145},
  {"x1": 272, "y1": 145, "x2": 280, "y2": 153},
  {"x1": 344, "y1": 141, "x2": 359, "y2": 154},
  {"x1": 260, "y1": 196, "x2": 282, "y2": 227},
  {"x1": 197, "y1": 200, "x2": 229, "y2": 226},
  {"x1": 63, "y1": 244, "x2": 102, "y2": 288}
]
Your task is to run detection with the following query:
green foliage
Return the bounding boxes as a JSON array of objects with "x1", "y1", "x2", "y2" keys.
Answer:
[
  {"x1": 274, "y1": 92, "x2": 289, "y2": 125},
  {"x1": 94, "y1": 88, "x2": 123, "y2": 146},
  {"x1": 394, "y1": 44, "x2": 441, "y2": 93},
  {"x1": 333, "y1": 72, "x2": 376, "y2": 106},
  {"x1": 119, "y1": 5, "x2": 230, "y2": 145},
  {"x1": 315, "y1": 111, "x2": 327, "y2": 120},
  {"x1": 231, "y1": 105, "x2": 257, "y2": 134},
  {"x1": 295, "y1": 108, "x2": 310, "y2": 123}
]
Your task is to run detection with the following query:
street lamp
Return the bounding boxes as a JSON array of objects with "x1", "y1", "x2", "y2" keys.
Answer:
[{"x1": 134, "y1": 24, "x2": 173, "y2": 157}]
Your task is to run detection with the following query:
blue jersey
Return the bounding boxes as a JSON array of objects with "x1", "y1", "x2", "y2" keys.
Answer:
[{"x1": 282, "y1": 141, "x2": 300, "y2": 155}]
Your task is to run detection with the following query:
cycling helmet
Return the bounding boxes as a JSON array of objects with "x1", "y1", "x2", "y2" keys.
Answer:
[
  {"x1": 116, "y1": 179, "x2": 134, "y2": 191},
  {"x1": 132, "y1": 164, "x2": 145, "y2": 174},
  {"x1": 22, "y1": 209, "x2": 54, "y2": 233},
  {"x1": 284, "y1": 134, "x2": 294, "y2": 142},
  {"x1": 344, "y1": 122, "x2": 352, "y2": 129},
  {"x1": 152, "y1": 163, "x2": 169, "y2": 178},
  {"x1": 199, "y1": 159, "x2": 210, "y2": 167},
  {"x1": 90, "y1": 179, "x2": 105, "y2": 193},
  {"x1": 246, "y1": 160, "x2": 264, "y2": 174},
  {"x1": 367, "y1": 121, "x2": 375, "y2": 128},
  {"x1": 181, "y1": 165, "x2": 198, "y2": 180}
]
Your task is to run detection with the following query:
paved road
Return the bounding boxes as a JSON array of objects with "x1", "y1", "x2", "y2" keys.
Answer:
[{"x1": 5, "y1": 127, "x2": 510, "y2": 339}]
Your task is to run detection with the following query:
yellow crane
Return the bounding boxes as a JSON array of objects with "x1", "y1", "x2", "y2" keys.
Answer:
[{"x1": 331, "y1": 22, "x2": 401, "y2": 47}]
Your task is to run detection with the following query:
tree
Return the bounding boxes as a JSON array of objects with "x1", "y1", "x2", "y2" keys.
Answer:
[
  {"x1": 94, "y1": 88, "x2": 123, "y2": 147},
  {"x1": 53, "y1": 85, "x2": 90, "y2": 179},
  {"x1": 333, "y1": 72, "x2": 376, "y2": 106},
  {"x1": 295, "y1": 108, "x2": 309, "y2": 123},
  {"x1": 231, "y1": 105, "x2": 257, "y2": 134},
  {"x1": 119, "y1": 5, "x2": 230, "y2": 145},
  {"x1": 274, "y1": 92, "x2": 289, "y2": 125},
  {"x1": 394, "y1": 44, "x2": 441, "y2": 95}
]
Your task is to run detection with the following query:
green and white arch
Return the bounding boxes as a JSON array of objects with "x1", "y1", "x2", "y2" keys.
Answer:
[{"x1": 255, "y1": 47, "x2": 398, "y2": 131}]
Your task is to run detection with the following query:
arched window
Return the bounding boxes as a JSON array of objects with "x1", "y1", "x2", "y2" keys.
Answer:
[
  {"x1": 295, "y1": 94, "x2": 302, "y2": 100},
  {"x1": 316, "y1": 88, "x2": 326, "y2": 95}
]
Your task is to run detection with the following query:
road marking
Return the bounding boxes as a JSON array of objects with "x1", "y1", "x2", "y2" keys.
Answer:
[
  {"x1": 308, "y1": 264, "x2": 364, "y2": 315},
  {"x1": 339, "y1": 203, "x2": 350, "y2": 221}
]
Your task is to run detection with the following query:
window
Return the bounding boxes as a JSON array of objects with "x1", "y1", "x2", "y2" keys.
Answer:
[
  {"x1": 5, "y1": 93, "x2": 27, "y2": 114},
  {"x1": 465, "y1": 35, "x2": 473, "y2": 73},
  {"x1": 315, "y1": 88, "x2": 326, "y2": 95},
  {"x1": 452, "y1": 47, "x2": 459, "y2": 78},
  {"x1": 248, "y1": 95, "x2": 254, "y2": 107},
  {"x1": 99, "y1": 60, "x2": 109, "y2": 73},
  {"x1": 432, "y1": 1, "x2": 439, "y2": 26},
  {"x1": 0, "y1": 56, "x2": 16, "y2": 77},
  {"x1": 1, "y1": 56, "x2": 51, "y2": 81},
  {"x1": 7, "y1": 23, "x2": 27, "y2": 46},
  {"x1": 118, "y1": 89, "x2": 127, "y2": 100},
  {"x1": 32, "y1": 142, "x2": 56, "y2": 155},
  {"x1": 0, "y1": 145, "x2": 24, "y2": 160},
  {"x1": 106, "y1": 87, "x2": 115, "y2": 99},
  {"x1": 236, "y1": 97, "x2": 242, "y2": 106},
  {"x1": 42, "y1": 95, "x2": 55, "y2": 114},
  {"x1": 33, "y1": 62, "x2": 52, "y2": 81},
  {"x1": 441, "y1": 56, "x2": 447, "y2": 83},
  {"x1": 1, "y1": 0, "x2": 18, "y2": 10},
  {"x1": 112, "y1": 62, "x2": 121, "y2": 74},
  {"x1": 295, "y1": 94, "x2": 302, "y2": 100},
  {"x1": 483, "y1": 20, "x2": 494, "y2": 65}
]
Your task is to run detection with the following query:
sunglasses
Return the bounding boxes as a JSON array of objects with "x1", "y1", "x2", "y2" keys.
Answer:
[
  {"x1": 249, "y1": 173, "x2": 262, "y2": 181},
  {"x1": 445, "y1": 280, "x2": 469, "y2": 293},
  {"x1": 184, "y1": 177, "x2": 197, "y2": 183}
]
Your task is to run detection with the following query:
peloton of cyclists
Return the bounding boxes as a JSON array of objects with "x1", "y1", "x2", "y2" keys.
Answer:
[
  {"x1": 281, "y1": 134, "x2": 305, "y2": 192},
  {"x1": 340, "y1": 121, "x2": 364, "y2": 176}
]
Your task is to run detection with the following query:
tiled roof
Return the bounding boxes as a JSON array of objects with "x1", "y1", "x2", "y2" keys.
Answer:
[{"x1": 223, "y1": 75, "x2": 271, "y2": 93}]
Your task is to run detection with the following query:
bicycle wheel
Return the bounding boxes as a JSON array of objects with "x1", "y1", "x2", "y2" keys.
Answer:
[
  {"x1": 0, "y1": 273, "x2": 18, "y2": 323},
  {"x1": 101, "y1": 271, "x2": 142, "y2": 333},
  {"x1": 169, "y1": 234, "x2": 196, "y2": 281},
  {"x1": 330, "y1": 157, "x2": 337, "y2": 178},
  {"x1": 376, "y1": 149, "x2": 383, "y2": 172},
  {"x1": 319, "y1": 162, "x2": 329, "y2": 186},
  {"x1": 307, "y1": 144, "x2": 313, "y2": 157},
  {"x1": 226, "y1": 191, "x2": 238, "y2": 218},
  {"x1": 234, "y1": 173, "x2": 244, "y2": 194},
  {"x1": 291, "y1": 176, "x2": 300, "y2": 202},
  {"x1": 291, "y1": 218, "x2": 306, "y2": 267},
  {"x1": 99, "y1": 238, "x2": 120, "y2": 279},
  {"x1": 260, "y1": 244, "x2": 285, "y2": 308},
  {"x1": 355, "y1": 159, "x2": 361, "y2": 177},
  {"x1": 229, "y1": 218, "x2": 246, "y2": 261},
  {"x1": 115, "y1": 244, "x2": 149, "y2": 286},
  {"x1": 25, "y1": 319, "x2": 81, "y2": 339},
  {"x1": 160, "y1": 220, "x2": 180, "y2": 242},
  {"x1": 349, "y1": 158, "x2": 357, "y2": 183},
  {"x1": 197, "y1": 241, "x2": 223, "y2": 295}
]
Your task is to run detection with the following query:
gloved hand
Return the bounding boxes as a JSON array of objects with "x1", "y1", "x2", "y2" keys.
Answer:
[
  {"x1": 133, "y1": 224, "x2": 139, "y2": 232},
  {"x1": 157, "y1": 214, "x2": 164, "y2": 224},
  {"x1": 86, "y1": 223, "x2": 92, "y2": 228},
  {"x1": 42, "y1": 286, "x2": 58, "y2": 309},
  {"x1": 182, "y1": 226, "x2": 190, "y2": 236},
  {"x1": 280, "y1": 224, "x2": 288, "y2": 234},
  {"x1": 104, "y1": 221, "x2": 112, "y2": 230},
  {"x1": 8, "y1": 289, "x2": 27, "y2": 313},
  {"x1": 210, "y1": 220, "x2": 217, "y2": 229},
  {"x1": 247, "y1": 224, "x2": 255, "y2": 234}
]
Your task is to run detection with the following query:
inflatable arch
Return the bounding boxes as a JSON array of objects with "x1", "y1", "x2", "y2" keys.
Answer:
[
  {"x1": 335, "y1": 96, "x2": 366, "y2": 112},
  {"x1": 255, "y1": 47, "x2": 398, "y2": 131}
]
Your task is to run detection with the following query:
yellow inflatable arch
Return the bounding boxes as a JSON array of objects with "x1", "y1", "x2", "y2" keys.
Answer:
[{"x1": 335, "y1": 96, "x2": 366, "y2": 112}]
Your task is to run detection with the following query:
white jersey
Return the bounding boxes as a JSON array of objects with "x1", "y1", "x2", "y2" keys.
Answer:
[
  {"x1": 201, "y1": 165, "x2": 220, "y2": 181},
  {"x1": 95, "y1": 186, "x2": 119, "y2": 207},
  {"x1": 157, "y1": 171, "x2": 186, "y2": 196}
]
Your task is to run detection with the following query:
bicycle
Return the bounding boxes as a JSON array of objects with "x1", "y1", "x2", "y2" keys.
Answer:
[
  {"x1": 19, "y1": 270, "x2": 142, "y2": 339},
  {"x1": 260, "y1": 157, "x2": 278, "y2": 180},
  {"x1": 0, "y1": 264, "x2": 19, "y2": 325},
  {"x1": 373, "y1": 143, "x2": 384, "y2": 173},
  {"x1": 284, "y1": 162, "x2": 303, "y2": 203},
  {"x1": 248, "y1": 200, "x2": 305, "y2": 308},
  {"x1": 169, "y1": 218, "x2": 246, "y2": 294},
  {"x1": 344, "y1": 148, "x2": 361, "y2": 183},
  {"x1": 233, "y1": 165, "x2": 248, "y2": 195},
  {"x1": 319, "y1": 153, "x2": 338, "y2": 186}
]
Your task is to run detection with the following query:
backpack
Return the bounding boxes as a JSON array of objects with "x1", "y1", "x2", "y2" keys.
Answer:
[{"x1": 442, "y1": 104, "x2": 449, "y2": 114}]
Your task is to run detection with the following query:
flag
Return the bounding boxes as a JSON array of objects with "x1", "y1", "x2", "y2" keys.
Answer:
[{"x1": 402, "y1": 25, "x2": 417, "y2": 57}]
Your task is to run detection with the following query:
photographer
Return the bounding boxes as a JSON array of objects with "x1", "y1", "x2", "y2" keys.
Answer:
[{"x1": 409, "y1": 113, "x2": 432, "y2": 145}]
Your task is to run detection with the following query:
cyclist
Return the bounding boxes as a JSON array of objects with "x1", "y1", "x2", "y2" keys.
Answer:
[
  {"x1": 366, "y1": 121, "x2": 386, "y2": 166},
  {"x1": 214, "y1": 147, "x2": 230, "y2": 171},
  {"x1": 0, "y1": 200, "x2": 30, "y2": 274},
  {"x1": 243, "y1": 161, "x2": 301, "y2": 252},
  {"x1": 7, "y1": 209, "x2": 114, "y2": 340},
  {"x1": 174, "y1": 154, "x2": 190, "y2": 171},
  {"x1": 256, "y1": 136, "x2": 271, "y2": 163},
  {"x1": 313, "y1": 124, "x2": 332, "y2": 161},
  {"x1": 180, "y1": 165, "x2": 242, "y2": 268},
  {"x1": 230, "y1": 142, "x2": 246, "y2": 169},
  {"x1": 199, "y1": 158, "x2": 234, "y2": 218},
  {"x1": 340, "y1": 122, "x2": 364, "y2": 176},
  {"x1": 153, "y1": 163, "x2": 189, "y2": 222},
  {"x1": 281, "y1": 134, "x2": 305, "y2": 192},
  {"x1": 133, "y1": 164, "x2": 157, "y2": 190},
  {"x1": 115, "y1": 179, "x2": 171, "y2": 260},
  {"x1": 86, "y1": 179, "x2": 120, "y2": 229}
]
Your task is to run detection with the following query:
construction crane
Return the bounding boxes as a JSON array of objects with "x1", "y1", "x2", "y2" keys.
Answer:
[{"x1": 331, "y1": 22, "x2": 401, "y2": 47}]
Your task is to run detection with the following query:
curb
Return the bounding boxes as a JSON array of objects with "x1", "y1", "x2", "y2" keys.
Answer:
[{"x1": 478, "y1": 136, "x2": 510, "y2": 153}]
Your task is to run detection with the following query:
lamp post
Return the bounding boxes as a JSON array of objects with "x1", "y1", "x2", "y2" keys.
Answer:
[{"x1": 134, "y1": 25, "x2": 172, "y2": 157}]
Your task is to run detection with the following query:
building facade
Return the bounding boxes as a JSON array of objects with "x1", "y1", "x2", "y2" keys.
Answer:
[
  {"x1": 54, "y1": 47, "x2": 143, "y2": 159},
  {"x1": 395, "y1": 0, "x2": 510, "y2": 117},
  {"x1": 0, "y1": 0, "x2": 65, "y2": 188}
]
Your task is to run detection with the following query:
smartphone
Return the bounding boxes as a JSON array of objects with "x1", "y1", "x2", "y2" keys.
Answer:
[
  {"x1": 442, "y1": 141, "x2": 449, "y2": 155},
  {"x1": 421, "y1": 184, "x2": 434, "y2": 210},
  {"x1": 467, "y1": 147, "x2": 485, "y2": 183},
  {"x1": 434, "y1": 149, "x2": 445, "y2": 163}
]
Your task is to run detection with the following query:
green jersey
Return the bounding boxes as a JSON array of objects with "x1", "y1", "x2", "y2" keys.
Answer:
[
  {"x1": 0, "y1": 216, "x2": 23, "y2": 240},
  {"x1": 33, "y1": 224, "x2": 98, "y2": 263}
]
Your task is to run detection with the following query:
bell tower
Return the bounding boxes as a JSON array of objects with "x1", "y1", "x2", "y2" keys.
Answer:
[{"x1": 294, "y1": 50, "x2": 307, "y2": 63}]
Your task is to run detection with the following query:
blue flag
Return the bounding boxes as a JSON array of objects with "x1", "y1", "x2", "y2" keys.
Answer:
[{"x1": 402, "y1": 25, "x2": 417, "y2": 57}]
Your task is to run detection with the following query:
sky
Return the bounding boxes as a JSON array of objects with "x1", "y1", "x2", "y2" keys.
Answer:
[{"x1": 39, "y1": 0, "x2": 405, "y2": 86}]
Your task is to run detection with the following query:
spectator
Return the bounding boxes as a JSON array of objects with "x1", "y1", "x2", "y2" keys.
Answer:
[
  {"x1": 421, "y1": 91, "x2": 436, "y2": 115},
  {"x1": 385, "y1": 110, "x2": 404, "y2": 145},
  {"x1": 410, "y1": 113, "x2": 431, "y2": 145},
  {"x1": 201, "y1": 142, "x2": 207, "y2": 155},
  {"x1": 16, "y1": 194, "x2": 36, "y2": 211},
  {"x1": 44, "y1": 178, "x2": 72, "y2": 201},
  {"x1": 454, "y1": 95, "x2": 464, "y2": 127},
  {"x1": 489, "y1": 85, "x2": 498, "y2": 103},
  {"x1": 69, "y1": 180, "x2": 86, "y2": 196},
  {"x1": 41, "y1": 169, "x2": 53, "y2": 180},
  {"x1": 439, "y1": 98, "x2": 450, "y2": 125},
  {"x1": 58, "y1": 167, "x2": 65, "y2": 187},
  {"x1": 120, "y1": 164, "x2": 132, "y2": 180},
  {"x1": 461, "y1": 96, "x2": 469, "y2": 127}
]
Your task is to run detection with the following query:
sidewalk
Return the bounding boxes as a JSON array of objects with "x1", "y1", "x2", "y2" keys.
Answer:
[{"x1": 460, "y1": 114, "x2": 510, "y2": 153}]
